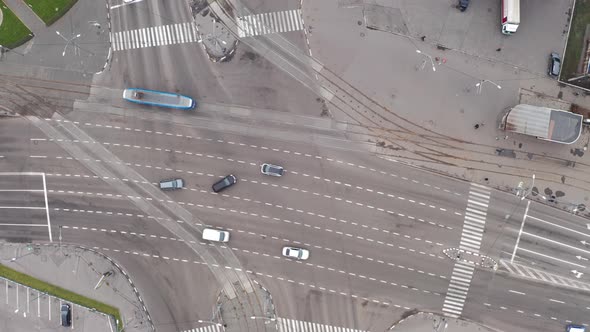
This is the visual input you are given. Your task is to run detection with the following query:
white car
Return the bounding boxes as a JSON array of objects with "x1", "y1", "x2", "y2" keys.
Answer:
[
  {"x1": 282, "y1": 246, "x2": 309, "y2": 260},
  {"x1": 202, "y1": 228, "x2": 230, "y2": 242}
]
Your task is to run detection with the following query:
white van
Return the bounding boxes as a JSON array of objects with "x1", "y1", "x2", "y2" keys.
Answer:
[{"x1": 202, "y1": 228, "x2": 230, "y2": 242}]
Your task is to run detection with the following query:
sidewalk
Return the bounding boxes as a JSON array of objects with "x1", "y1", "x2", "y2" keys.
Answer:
[
  {"x1": 0, "y1": 242, "x2": 152, "y2": 332},
  {"x1": 389, "y1": 312, "x2": 501, "y2": 332},
  {"x1": 2, "y1": 0, "x2": 45, "y2": 35}
]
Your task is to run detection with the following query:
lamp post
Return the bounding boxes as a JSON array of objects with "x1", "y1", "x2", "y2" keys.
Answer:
[
  {"x1": 521, "y1": 174, "x2": 535, "y2": 200},
  {"x1": 56, "y1": 31, "x2": 81, "y2": 57},
  {"x1": 475, "y1": 80, "x2": 502, "y2": 94},
  {"x1": 250, "y1": 316, "x2": 276, "y2": 324},
  {"x1": 416, "y1": 49, "x2": 436, "y2": 72},
  {"x1": 198, "y1": 319, "x2": 223, "y2": 326}
]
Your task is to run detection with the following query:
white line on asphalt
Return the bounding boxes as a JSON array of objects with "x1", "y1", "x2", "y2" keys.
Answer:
[
  {"x1": 0, "y1": 223, "x2": 49, "y2": 227},
  {"x1": 511, "y1": 200, "x2": 530, "y2": 262},
  {"x1": 518, "y1": 247, "x2": 585, "y2": 268},
  {"x1": 508, "y1": 290, "x2": 526, "y2": 295},
  {"x1": 527, "y1": 215, "x2": 590, "y2": 239},
  {"x1": 42, "y1": 173, "x2": 53, "y2": 242},
  {"x1": 0, "y1": 206, "x2": 46, "y2": 209},
  {"x1": 522, "y1": 231, "x2": 590, "y2": 256},
  {"x1": 549, "y1": 299, "x2": 565, "y2": 304},
  {"x1": 30, "y1": 156, "x2": 47, "y2": 158},
  {"x1": 0, "y1": 189, "x2": 44, "y2": 192}
]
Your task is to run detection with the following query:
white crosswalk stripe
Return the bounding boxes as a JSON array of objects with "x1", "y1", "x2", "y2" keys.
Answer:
[
  {"x1": 237, "y1": 9, "x2": 304, "y2": 37},
  {"x1": 442, "y1": 261, "x2": 475, "y2": 318},
  {"x1": 441, "y1": 183, "x2": 490, "y2": 318},
  {"x1": 112, "y1": 21, "x2": 199, "y2": 51},
  {"x1": 180, "y1": 324, "x2": 223, "y2": 332},
  {"x1": 277, "y1": 318, "x2": 369, "y2": 332},
  {"x1": 180, "y1": 318, "x2": 368, "y2": 332}
]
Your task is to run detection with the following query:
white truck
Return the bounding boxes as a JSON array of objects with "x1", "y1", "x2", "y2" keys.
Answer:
[{"x1": 501, "y1": 0, "x2": 520, "y2": 35}]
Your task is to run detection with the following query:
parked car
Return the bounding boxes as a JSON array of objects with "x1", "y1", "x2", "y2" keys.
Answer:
[
  {"x1": 548, "y1": 52, "x2": 561, "y2": 77},
  {"x1": 282, "y1": 246, "x2": 310, "y2": 260},
  {"x1": 159, "y1": 178, "x2": 184, "y2": 190},
  {"x1": 212, "y1": 174, "x2": 237, "y2": 193},
  {"x1": 61, "y1": 303, "x2": 71, "y2": 327},
  {"x1": 202, "y1": 228, "x2": 230, "y2": 242},
  {"x1": 567, "y1": 325, "x2": 586, "y2": 332},
  {"x1": 260, "y1": 163, "x2": 284, "y2": 177},
  {"x1": 458, "y1": 0, "x2": 469, "y2": 11}
]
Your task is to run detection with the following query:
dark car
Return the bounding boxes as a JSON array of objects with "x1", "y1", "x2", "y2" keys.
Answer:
[
  {"x1": 458, "y1": 0, "x2": 469, "y2": 11},
  {"x1": 61, "y1": 303, "x2": 71, "y2": 327},
  {"x1": 212, "y1": 174, "x2": 237, "y2": 193},
  {"x1": 548, "y1": 52, "x2": 561, "y2": 77}
]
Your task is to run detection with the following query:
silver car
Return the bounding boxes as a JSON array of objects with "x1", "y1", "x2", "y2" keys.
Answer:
[
  {"x1": 260, "y1": 163, "x2": 284, "y2": 177},
  {"x1": 159, "y1": 178, "x2": 184, "y2": 190}
]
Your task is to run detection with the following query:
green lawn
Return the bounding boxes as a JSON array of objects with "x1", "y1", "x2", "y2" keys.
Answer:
[
  {"x1": 24, "y1": 0, "x2": 78, "y2": 26},
  {"x1": 0, "y1": 263, "x2": 122, "y2": 330},
  {"x1": 562, "y1": 0, "x2": 590, "y2": 81},
  {"x1": 0, "y1": 1, "x2": 32, "y2": 49}
]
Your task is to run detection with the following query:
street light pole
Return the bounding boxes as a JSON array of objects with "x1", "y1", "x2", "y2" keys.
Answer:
[
  {"x1": 521, "y1": 174, "x2": 535, "y2": 200},
  {"x1": 198, "y1": 319, "x2": 223, "y2": 326},
  {"x1": 56, "y1": 31, "x2": 81, "y2": 56},
  {"x1": 475, "y1": 80, "x2": 502, "y2": 94},
  {"x1": 250, "y1": 316, "x2": 276, "y2": 324},
  {"x1": 416, "y1": 49, "x2": 436, "y2": 72}
]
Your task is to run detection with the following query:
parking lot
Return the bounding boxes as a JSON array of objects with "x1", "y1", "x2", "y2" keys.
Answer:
[{"x1": 0, "y1": 277, "x2": 112, "y2": 331}]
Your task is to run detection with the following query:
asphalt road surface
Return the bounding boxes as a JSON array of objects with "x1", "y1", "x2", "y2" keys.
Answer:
[{"x1": 0, "y1": 0, "x2": 588, "y2": 331}]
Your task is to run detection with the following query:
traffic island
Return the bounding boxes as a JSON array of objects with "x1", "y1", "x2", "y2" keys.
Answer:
[
  {"x1": 190, "y1": 0, "x2": 238, "y2": 63},
  {"x1": 388, "y1": 312, "x2": 501, "y2": 332},
  {"x1": 0, "y1": 0, "x2": 33, "y2": 49}
]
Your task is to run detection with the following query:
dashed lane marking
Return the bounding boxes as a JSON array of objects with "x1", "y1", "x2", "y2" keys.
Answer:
[
  {"x1": 36, "y1": 121, "x2": 464, "y2": 197},
  {"x1": 47, "y1": 188, "x2": 447, "y2": 249},
  {"x1": 43, "y1": 171, "x2": 454, "y2": 230},
  {"x1": 60, "y1": 225, "x2": 449, "y2": 290},
  {"x1": 53, "y1": 208, "x2": 447, "y2": 260}
]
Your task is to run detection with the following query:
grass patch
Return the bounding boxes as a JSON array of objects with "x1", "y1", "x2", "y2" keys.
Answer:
[
  {"x1": 0, "y1": 263, "x2": 122, "y2": 330},
  {"x1": 562, "y1": 0, "x2": 590, "y2": 81},
  {"x1": 0, "y1": 0, "x2": 33, "y2": 49},
  {"x1": 23, "y1": 0, "x2": 78, "y2": 26}
]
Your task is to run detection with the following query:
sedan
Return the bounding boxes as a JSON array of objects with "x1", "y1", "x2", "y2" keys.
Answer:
[
  {"x1": 212, "y1": 174, "x2": 237, "y2": 193},
  {"x1": 548, "y1": 52, "x2": 561, "y2": 77},
  {"x1": 282, "y1": 246, "x2": 309, "y2": 260},
  {"x1": 260, "y1": 163, "x2": 284, "y2": 177}
]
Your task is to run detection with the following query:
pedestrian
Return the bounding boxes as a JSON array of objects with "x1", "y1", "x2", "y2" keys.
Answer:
[
  {"x1": 474, "y1": 124, "x2": 480, "y2": 129},
  {"x1": 421, "y1": 35, "x2": 426, "y2": 41}
]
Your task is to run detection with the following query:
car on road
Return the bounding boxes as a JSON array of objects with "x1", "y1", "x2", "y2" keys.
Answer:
[
  {"x1": 282, "y1": 246, "x2": 309, "y2": 260},
  {"x1": 202, "y1": 228, "x2": 230, "y2": 242},
  {"x1": 212, "y1": 174, "x2": 237, "y2": 193},
  {"x1": 548, "y1": 52, "x2": 561, "y2": 77},
  {"x1": 159, "y1": 178, "x2": 184, "y2": 190},
  {"x1": 458, "y1": 0, "x2": 469, "y2": 11},
  {"x1": 61, "y1": 303, "x2": 71, "y2": 327},
  {"x1": 260, "y1": 163, "x2": 284, "y2": 177},
  {"x1": 567, "y1": 324, "x2": 586, "y2": 332}
]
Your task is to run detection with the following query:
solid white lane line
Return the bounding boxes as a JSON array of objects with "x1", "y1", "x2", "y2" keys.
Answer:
[
  {"x1": 511, "y1": 200, "x2": 530, "y2": 262},
  {"x1": 508, "y1": 290, "x2": 526, "y2": 295}
]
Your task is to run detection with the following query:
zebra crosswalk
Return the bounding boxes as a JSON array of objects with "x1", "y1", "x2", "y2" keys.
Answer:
[
  {"x1": 442, "y1": 261, "x2": 475, "y2": 318},
  {"x1": 112, "y1": 21, "x2": 198, "y2": 51},
  {"x1": 460, "y1": 183, "x2": 490, "y2": 253},
  {"x1": 180, "y1": 318, "x2": 368, "y2": 332},
  {"x1": 277, "y1": 318, "x2": 369, "y2": 332},
  {"x1": 181, "y1": 324, "x2": 223, "y2": 332},
  {"x1": 442, "y1": 183, "x2": 491, "y2": 318},
  {"x1": 237, "y1": 9, "x2": 304, "y2": 37}
]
